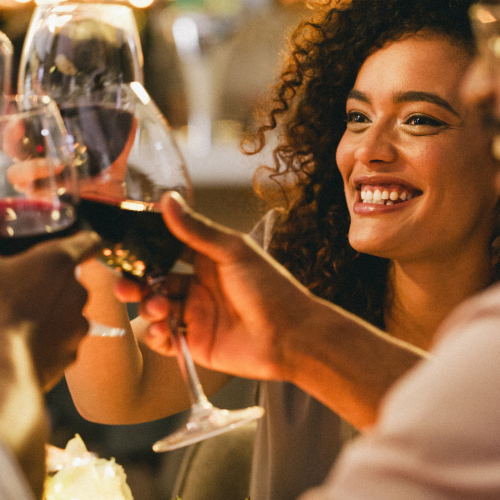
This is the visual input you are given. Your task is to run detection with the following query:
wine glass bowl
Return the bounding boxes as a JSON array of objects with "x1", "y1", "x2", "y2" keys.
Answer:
[
  {"x1": 0, "y1": 94, "x2": 78, "y2": 256},
  {"x1": 75, "y1": 82, "x2": 191, "y2": 282},
  {"x1": 19, "y1": 2, "x2": 143, "y2": 101}
]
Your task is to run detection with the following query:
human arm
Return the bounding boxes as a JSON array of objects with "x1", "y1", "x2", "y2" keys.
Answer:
[
  {"x1": 299, "y1": 285, "x2": 500, "y2": 500},
  {"x1": 0, "y1": 231, "x2": 101, "y2": 499},
  {"x1": 115, "y1": 192, "x2": 428, "y2": 429},
  {"x1": 64, "y1": 259, "x2": 232, "y2": 425}
]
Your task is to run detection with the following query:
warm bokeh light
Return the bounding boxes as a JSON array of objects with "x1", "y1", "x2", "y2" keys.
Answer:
[
  {"x1": 0, "y1": 0, "x2": 157, "y2": 8},
  {"x1": 129, "y1": 0, "x2": 154, "y2": 8},
  {"x1": 0, "y1": 0, "x2": 30, "y2": 7},
  {"x1": 475, "y1": 5, "x2": 498, "y2": 24}
]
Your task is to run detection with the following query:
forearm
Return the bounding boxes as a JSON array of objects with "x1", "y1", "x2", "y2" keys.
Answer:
[
  {"x1": 67, "y1": 260, "x2": 229, "y2": 424},
  {"x1": 282, "y1": 296, "x2": 428, "y2": 429},
  {"x1": 66, "y1": 261, "x2": 187, "y2": 423}
]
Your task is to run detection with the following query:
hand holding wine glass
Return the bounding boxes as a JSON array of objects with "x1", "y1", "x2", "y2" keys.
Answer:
[{"x1": 0, "y1": 93, "x2": 109, "y2": 391}]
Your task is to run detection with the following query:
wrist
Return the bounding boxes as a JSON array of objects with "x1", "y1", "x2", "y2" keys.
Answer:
[{"x1": 274, "y1": 291, "x2": 329, "y2": 385}]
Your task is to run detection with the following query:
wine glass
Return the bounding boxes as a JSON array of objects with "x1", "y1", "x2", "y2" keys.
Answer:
[
  {"x1": 18, "y1": 1, "x2": 144, "y2": 338},
  {"x1": 0, "y1": 94, "x2": 78, "y2": 256},
  {"x1": 18, "y1": 1, "x2": 143, "y2": 98},
  {"x1": 58, "y1": 80, "x2": 265, "y2": 451}
]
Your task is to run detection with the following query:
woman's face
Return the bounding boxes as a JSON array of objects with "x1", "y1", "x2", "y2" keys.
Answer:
[{"x1": 336, "y1": 34, "x2": 500, "y2": 264}]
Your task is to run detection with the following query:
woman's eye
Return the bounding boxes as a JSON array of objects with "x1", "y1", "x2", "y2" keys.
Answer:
[
  {"x1": 346, "y1": 111, "x2": 369, "y2": 124},
  {"x1": 405, "y1": 115, "x2": 446, "y2": 127},
  {"x1": 345, "y1": 111, "x2": 371, "y2": 131}
]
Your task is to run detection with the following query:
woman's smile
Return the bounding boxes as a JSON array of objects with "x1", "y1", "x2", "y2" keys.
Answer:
[{"x1": 353, "y1": 176, "x2": 423, "y2": 213}]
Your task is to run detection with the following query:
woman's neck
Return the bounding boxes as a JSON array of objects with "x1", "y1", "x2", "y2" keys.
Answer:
[{"x1": 384, "y1": 253, "x2": 498, "y2": 351}]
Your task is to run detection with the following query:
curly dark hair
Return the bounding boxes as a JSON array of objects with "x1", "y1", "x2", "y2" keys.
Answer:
[{"x1": 247, "y1": 0, "x2": 476, "y2": 328}]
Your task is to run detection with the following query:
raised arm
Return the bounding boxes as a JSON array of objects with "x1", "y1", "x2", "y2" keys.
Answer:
[
  {"x1": 115, "y1": 192, "x2": 428, "y2": 429},
  {"x1": 65, "y1": 258, "x2": 232, "y2": 425}
]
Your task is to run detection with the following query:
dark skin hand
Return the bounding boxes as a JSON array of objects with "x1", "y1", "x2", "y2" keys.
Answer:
[{"x1": 115, "y1": 192, "x2": 427, "y2": 429}]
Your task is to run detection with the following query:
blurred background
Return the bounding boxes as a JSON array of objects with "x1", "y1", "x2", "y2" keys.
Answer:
[{"x1": 0, "y1": 0, "x2": 309, "y2": 498}]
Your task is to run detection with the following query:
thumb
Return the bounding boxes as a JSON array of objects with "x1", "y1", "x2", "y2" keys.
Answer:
[{"x1": 161, "y1": 191, "x2": 245, "y2": 264}]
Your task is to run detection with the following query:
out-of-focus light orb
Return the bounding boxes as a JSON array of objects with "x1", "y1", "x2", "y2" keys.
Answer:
[
  {"x1": 172, "y1": 16, "x2": 199, "y2": 54},
  {"x1": 129, "y1": 0, "x2": 153, "y2": 8}
]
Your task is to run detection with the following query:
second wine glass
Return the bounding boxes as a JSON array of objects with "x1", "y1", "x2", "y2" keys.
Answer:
[
  {"x1": 0, "y1": 94, "x2": 78, "y2": 255},
  {"x1": 77, "y1": 82, "x2": 264, "y2": 451}
]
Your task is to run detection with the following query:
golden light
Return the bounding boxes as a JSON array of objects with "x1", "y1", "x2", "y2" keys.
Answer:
[
  {"x1": 2, "y1": 0, "x2": 155, "y2": 8},
  {"x1": 475, "y1": 6, "x2": 498, "y2": 24},
  {"x1": 129, "y1": 0, "x2": 154, "y2": 7}
]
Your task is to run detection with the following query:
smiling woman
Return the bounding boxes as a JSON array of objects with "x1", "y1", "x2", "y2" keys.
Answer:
[
  {"x1": 242, "y1": 1, "x2": 500, "y2": 497},
  {"x1": 252, "y1": 2, "x2": 498, "y2": 347}
]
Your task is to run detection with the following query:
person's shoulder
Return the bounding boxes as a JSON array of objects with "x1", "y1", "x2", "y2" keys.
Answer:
[{"x1": 433, "y1": 281, "x2": 500, "y2": 347}]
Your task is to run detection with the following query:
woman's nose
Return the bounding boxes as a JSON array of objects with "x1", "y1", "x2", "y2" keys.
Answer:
[{"x1": 353, "y1": 123, "x2": 398, "y2": 167}]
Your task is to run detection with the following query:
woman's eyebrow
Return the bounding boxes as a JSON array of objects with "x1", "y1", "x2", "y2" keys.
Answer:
[
  {"x1": 347, "y1": 89, "x2": 370, "y2": 104},
  {"x1": 393, "y1": 91, "x2": 461, "y2": 117},
  {"x1": 347, "y1": 89, "x2": 461, "y2": 118}
]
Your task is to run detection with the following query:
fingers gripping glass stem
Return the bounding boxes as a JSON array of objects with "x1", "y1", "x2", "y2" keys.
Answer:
[
  {"x1": 169, "y1": 308, "x2": 209, "y2": 407},
  {"x1": 152, "y1": 288, "x2": 264, "y2": 453}
]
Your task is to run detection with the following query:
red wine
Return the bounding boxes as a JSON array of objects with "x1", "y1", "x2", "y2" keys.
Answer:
[
  {"x1": 78, "y1": 195, "x2": 185, "y2": 282},
  {"x1": 59, "y1": 105, "x2": 134, "y2": 178},
  {"x1": 0, "y1": 198, "x2": 78, "y2": 256}
]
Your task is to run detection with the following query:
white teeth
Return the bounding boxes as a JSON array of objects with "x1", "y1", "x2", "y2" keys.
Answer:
[{"x1": 359, "y1": 187, "x2": 414, "y2": 205}]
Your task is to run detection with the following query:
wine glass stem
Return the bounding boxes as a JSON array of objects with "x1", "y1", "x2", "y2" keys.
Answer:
[{"x1": 169, "y1": 310, "x2": 210, "y2": 409}]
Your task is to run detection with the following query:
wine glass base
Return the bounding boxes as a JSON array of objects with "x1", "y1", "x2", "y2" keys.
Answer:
[{"x1": 152, "y1": 404, "x2": 265, "y2": 452}]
